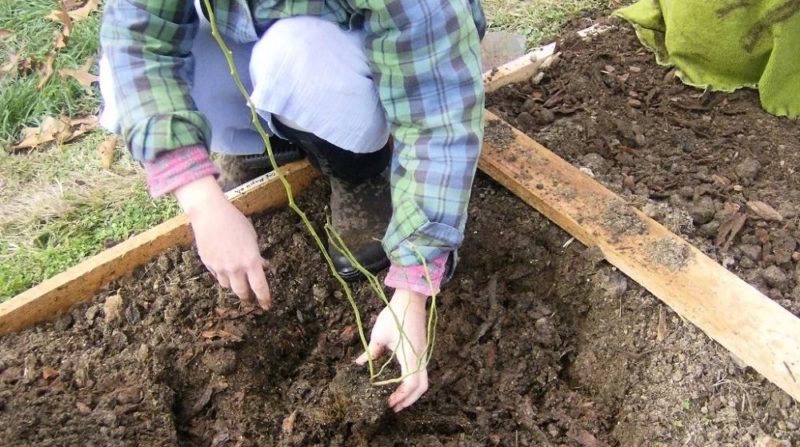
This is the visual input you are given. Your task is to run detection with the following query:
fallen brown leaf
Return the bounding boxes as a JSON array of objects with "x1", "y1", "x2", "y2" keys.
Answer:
[
  {"x1": 54, "y1": 29, "x2": 69, "y2": 49},
  {"x1": 68, "y1": 0, "x2": 101, "y2": 21},
  {"x1": 98, "y1": 134, "x2": 118, "y2": 169},
  {"x1": 747, "y1": 200, "x2": 783, "y2": 222},
  {"x1": 281, "y1": 410, "x2": 298, "y2": 435},
  {"x1": 715, "y1": 211, "x2": 747, "y2": 249},
  {"x1": 46, "y1": 1, "x2": 73, "y2": 38},
  {"x1": 12, "y1": 115, "x2": 96, "y2": 150},
  {"x1": 37, "y1": 52, "x2": 56, "y2": 90},
  {"x1": 656, "y1": 305, "x2": 668, "y2": 342},
  {"x1": 63, "y1": 0, "x2": 83, "y2": 9},
  {"x1": 13, "y1": 116, "x2": 72, "y2": 149},
  {"x1": 41, "y1": 367, "x2": 59, "y2": 380},
  {"x1": 200, "y1": 329, "x2": 244, "y2": 343},
  {"x1": 0, "y1": 29, "x2": 12, "y2": 41},
  {"x1": 59, "y1": 57, "x2": 98, "y2": 90},
  {"x1": 70, "y1": 116, "x2": 98, "y2": 126}
]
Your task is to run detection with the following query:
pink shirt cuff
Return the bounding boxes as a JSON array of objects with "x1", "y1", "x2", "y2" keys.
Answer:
[
  {"x1": 142, "y1": 146, "x2": 219, "y2": 198},
  {"x1": 384, "y1": 254, "x2": 449, "y2": 296}
]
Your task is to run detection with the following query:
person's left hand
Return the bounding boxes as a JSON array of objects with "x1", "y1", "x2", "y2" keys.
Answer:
[{"x1": 356, "y1": 288, "x2": 429, "y2": 412}]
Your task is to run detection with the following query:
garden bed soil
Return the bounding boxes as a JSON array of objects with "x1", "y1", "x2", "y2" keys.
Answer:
[{"x1": 1, "y1": 17, "x2": 799, "y2": 447}]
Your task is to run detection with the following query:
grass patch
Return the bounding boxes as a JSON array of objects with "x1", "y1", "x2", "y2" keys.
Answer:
[
  {"x1": 0, "y1": 171, "x2": 179, "y2": 301},
  {"x1": 483, "y1": 0, "x2": 610, "y2": 47},
  {"x1": 0, "y1": 132, "x2": 180, "y2": 301},
  {"x1": 0, "y1": 184, "x2": 179, "y2": 300},
  {"x1": 0, "y1": 0, "x2": 179, "y2": 301},
  {"x1": 0, "y1": 0, "x2": 101, "y2": 146}
]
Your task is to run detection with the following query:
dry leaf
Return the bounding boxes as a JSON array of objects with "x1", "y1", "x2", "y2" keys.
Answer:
[
  {"x1": 12, "y1": 115, "x2": 96, "y2": 150},
  {"x1": 13, "y1": 116, "x2": 72, "y2": 149},
  {"x1": 747, "y1": 200, "x2": 783, "y2": 222},
  {"x1": 68, "y1": 115, "x2": 99, "y2": 141},
  {"x1": 54, "y1": 29, "x2": 69, "y2": 49},
  {"x1": 281, "y1": 410, "x2": 298, "y2": 435},
  {"x1": 41, "y1": 367, "x2": 59, "y2": 380},
  {"x1": 0, "y1": 29, "x2": 12, "y2": 41},
  {"x1": 46, "y1": 1, "x2": 73, "y2": 38},
  {"x1": 200, "y1": 329, "x2": 243, "y2": 343},
  {"x1": 98, "y1": 134, "x2": 118, "y2": 169},
  {"x1": 656, "y1": 305, "x2": 668, "y2": 342},
  {"x1": 63, "y1": 0, "x2": 84, "y2": 9},
  {"x1": 68, "y1": 0, "x2": 101, "y2": 21},
  {"x1": 37, "y1": 52, "x2": 56, "y2": 90},
  {"x1": 59, "y1": 57, "x2": 98, "y2": 90},
  {"x1": 70, "y1": 116, "x2": 98, "y2": 126}
]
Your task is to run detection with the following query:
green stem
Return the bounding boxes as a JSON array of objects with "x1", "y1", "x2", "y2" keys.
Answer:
[{"x1": 202, "y1": 0, "x2": 439, "y2": 385}]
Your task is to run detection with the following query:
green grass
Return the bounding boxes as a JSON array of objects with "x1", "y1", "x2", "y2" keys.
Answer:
[
  {"x1": 483, "y1": 0, "x2": 610, "y2": 47},
  {"x1": 0, "y1": 0, "x2": 179, "y2": 300},
  {"x1": 0, "y1": 183, "x2": 179, "y2": 299},
  {"x1": 0, "y1": 0, "x2": 101, "y2": 145},
  {"x1": 0, "y1": 132, "x2": 180, "y2": 299}
]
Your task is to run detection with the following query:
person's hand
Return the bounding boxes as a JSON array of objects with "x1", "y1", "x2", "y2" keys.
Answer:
[
  {"x1": 173, "y1": 175, "x2": 272, "y2": 309},
  {"x1": 356, "y1": 288, "x2": 429, "y2": 412}
]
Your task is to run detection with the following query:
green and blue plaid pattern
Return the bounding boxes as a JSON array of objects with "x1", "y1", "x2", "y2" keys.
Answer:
[{"x1": 100, "y1": 0, "x2": 486, "y2": 267}]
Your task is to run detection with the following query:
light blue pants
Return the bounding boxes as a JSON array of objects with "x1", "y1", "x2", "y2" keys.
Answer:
[{"x1": 99, "y1": 12, "x2": 389, "y2": 156}]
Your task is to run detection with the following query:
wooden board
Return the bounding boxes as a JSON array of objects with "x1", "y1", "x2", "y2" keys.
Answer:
[
  {"x1": 479, "y1": 111, "x2": 800, "y2": 401},
  {"x1": 483, "y1": 43, "x2": 557, "y2": 94},
  {"x1": 0, "y1": 160, "x2": 317, "y2": 335}
]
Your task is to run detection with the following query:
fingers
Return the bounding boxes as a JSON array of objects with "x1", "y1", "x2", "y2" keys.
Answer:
[
  {"x1": 389, "y1": 370, "x2": 429, "y2": 413},
  {"x1": 355, "y1": 341, "x2": 387, "y2": 365},
  {"x1": 216, "y1": 272, "x2": 231, "y2": 290},
  {"x1": 228, "y1": 272, "x2": 253, "y2": 303},
  {"x1": 247, "y1": 266, "x2": 272, "y2": 310}
]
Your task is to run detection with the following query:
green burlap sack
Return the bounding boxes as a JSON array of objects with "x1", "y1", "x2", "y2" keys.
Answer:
[{"x1": 614, "y1": 0, "x2": 800, "y2": 118}]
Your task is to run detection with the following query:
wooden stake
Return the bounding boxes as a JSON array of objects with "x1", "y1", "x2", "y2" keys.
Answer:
[
  {"x1": 0, "y1": 160, "x2": 317, "y2": 335},
  {"x1": 479, "y1": 111, "x2": 800, "y2": 401}
]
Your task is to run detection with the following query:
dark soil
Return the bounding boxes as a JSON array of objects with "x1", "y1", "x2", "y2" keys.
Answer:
[
  {"x1": 0, "y1": 17, "x2": 798, "y2": 447},
  {"x1": 486, "y1": 16, "x2": 800, "y2": 445}
]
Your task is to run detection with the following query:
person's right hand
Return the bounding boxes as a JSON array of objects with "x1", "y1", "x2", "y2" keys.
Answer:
[{"x1": 173, "y1": 175, "x2": 272, "y2": 309}]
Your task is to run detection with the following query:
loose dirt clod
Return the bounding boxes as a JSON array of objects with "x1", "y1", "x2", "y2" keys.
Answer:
[
  {"x1": 483, "y1": 119, "x2": 516, "y2": 149},
  {"x1": 601, "y1": 199, "x2": 648, "y2": 240},
  {"x1": 647, "y1": 237, "x2": 693, "y2": 271}
]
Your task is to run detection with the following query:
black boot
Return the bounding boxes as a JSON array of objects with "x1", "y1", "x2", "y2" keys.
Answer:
[
  {"x1": 273, "y1": 119, "x2": 391, "y2": 281},
  {"x1": 215, "y1": 137, "x2": 304, "y2": 192}
]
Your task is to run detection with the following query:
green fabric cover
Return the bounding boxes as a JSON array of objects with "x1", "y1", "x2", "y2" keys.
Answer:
[{"x1": 614, "y1": 0, "x2": 800, "y2": 118}]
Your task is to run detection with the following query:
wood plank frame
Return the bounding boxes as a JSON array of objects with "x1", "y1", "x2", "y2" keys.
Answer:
[{"x1": 0, "y1": 160, "x2": 317, "y2": 334}]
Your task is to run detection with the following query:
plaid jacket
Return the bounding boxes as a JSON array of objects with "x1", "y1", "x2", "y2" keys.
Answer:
[{"x1": 101, "y1": 0, "x2": 486, "y2": 293}]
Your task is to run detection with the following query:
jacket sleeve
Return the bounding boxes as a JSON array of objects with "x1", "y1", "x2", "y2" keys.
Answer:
[
  {"x1": 361, "y1": 0, "x2": 485, "y2": 268},
  {"x1": 100, "y1": 0, "x2": 212, "y2": 162}
]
